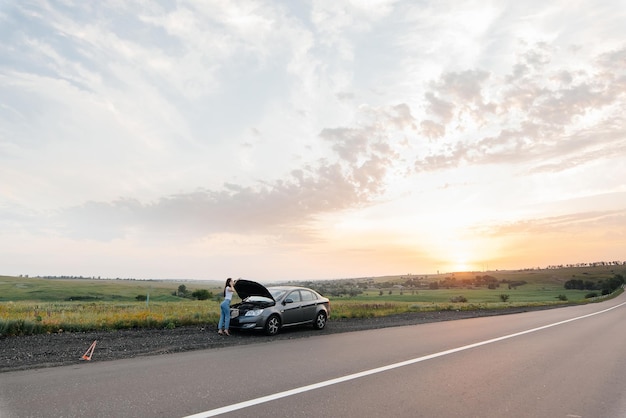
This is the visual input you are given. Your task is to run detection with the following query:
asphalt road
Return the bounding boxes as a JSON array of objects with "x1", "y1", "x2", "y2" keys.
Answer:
[{"x1": 2, "y1": 292, "x2": 625, "y2": 418}]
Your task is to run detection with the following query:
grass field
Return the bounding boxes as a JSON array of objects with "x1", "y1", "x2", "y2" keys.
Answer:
[
  {"x1": 0, "y1": 276, "x2": 224, "y2": 336},
  {"x1": 0, "y1": 276, "x2": 213, "y2": 302},
  {"x1": 1, "y1": 264, "x2": 624, "y2": 336}
]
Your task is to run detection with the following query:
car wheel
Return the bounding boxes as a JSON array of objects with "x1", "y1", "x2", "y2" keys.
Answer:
[
  {"x1": 264, "y1": 315, "x2": 281, "y2": 336},
  {"x1": 313, "y1": 311, "x2": 327, "y2": 330}
]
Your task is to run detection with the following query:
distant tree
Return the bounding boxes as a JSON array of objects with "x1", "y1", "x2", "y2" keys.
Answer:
[
  {"x1": 177, "y1": 285, "x2": 188, "y2": 296},
  {"x1": 348, "y1": 288, "x2": 361, "y2": 297},
  {"x1": 507, "y1": 281, "x2": 527, "y2": 289},
  {"x1": 564, "y1": 279, "x2": 584, "y2": 290},
  {"x1": 192, "y1": 289, "x2": 211, "y2": 300},
  {"x1": 601, "y1": 274, "x2": 625, "y2": 295}
]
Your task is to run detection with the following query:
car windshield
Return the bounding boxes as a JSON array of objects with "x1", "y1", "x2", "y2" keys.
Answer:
[{"x1": 269, "y1": 288, "x2": 288, "y2": 300}]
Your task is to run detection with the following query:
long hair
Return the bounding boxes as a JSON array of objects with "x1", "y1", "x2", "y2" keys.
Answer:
[{"x1": 223, "y1": 278, "x2": 233, "y2": 297}]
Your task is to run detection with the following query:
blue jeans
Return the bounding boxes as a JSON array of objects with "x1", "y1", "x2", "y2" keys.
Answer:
[{"x1": 218, "y1": 299, "x2": 231, "y2": 330}]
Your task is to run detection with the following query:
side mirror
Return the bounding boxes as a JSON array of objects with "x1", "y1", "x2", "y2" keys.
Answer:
[{"x1": 283, "y1": 298, "x2": 293, "y2": 305}]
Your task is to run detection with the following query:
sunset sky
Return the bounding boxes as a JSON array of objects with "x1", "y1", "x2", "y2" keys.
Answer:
[{"x1": 1, "y1": 1, "x2": 625, "y2": 282}]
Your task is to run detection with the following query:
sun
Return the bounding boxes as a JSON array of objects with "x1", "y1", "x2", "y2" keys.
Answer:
[
  {"x1": 457, "y1": 263, "x2": 469, "y2": 272},
  {"x1": 447, "y1": 250, "x2": 482, "y2": 272},
  {"x1": 453, "y1": 259, "x2": 470, "y2": 272}
]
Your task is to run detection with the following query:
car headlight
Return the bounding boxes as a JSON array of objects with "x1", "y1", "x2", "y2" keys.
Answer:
[{"x1": 245, "y1": 309, "x2": 264, "y2": 317}]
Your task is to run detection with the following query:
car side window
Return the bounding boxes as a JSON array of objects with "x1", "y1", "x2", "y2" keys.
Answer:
[
  {"x1": 301, "y1": 290, "x2": 315, "y2": 301},
  {"x1": 288, "y1": 291, "x2": 301, "y2": 302}
]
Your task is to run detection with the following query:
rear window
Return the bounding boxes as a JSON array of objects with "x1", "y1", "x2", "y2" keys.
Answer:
[{"x1": 301, "y1": 290, "x2": 316, "y2": 301}]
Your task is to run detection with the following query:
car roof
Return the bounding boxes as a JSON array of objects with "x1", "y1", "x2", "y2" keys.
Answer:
[{"x1": 268, "y1": 286, "x2": 315, "y2": 291}]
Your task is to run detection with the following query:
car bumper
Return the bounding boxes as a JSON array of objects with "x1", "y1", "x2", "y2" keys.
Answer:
[{"x1": 229, "y1": 313, "x2": 266, "y2": 331}]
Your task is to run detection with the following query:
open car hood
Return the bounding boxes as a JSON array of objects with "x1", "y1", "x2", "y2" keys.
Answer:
[{"x1": 234, "y1": 279, "x2": 275, "y2": 301}]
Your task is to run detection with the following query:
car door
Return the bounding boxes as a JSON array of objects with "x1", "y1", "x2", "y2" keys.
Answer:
[
  {"x1": 299, "y1": 289, "x2": 318, "y2": 323},
  {"x1": 280, "y1": 290, "x2": 303, "y2": 325}
]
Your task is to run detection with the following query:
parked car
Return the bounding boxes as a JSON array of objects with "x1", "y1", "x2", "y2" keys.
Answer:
[{"x1": 229, "y1": 279, "x2": 330, "y2": 336}]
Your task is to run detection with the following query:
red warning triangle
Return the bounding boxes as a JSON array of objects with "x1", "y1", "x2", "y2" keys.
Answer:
[{"x1": 81, "y1": 340, "x2": 97, "y2": 361}]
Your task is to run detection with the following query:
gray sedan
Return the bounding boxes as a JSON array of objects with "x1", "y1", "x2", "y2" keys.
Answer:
[{"x1": 228, "y1": 280, "x2": 331, "y2": 335}]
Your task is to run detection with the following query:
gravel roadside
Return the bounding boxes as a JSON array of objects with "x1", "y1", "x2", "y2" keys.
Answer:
[{"x1": 0, "y1": 305, "x2": 560, "y2": 373}]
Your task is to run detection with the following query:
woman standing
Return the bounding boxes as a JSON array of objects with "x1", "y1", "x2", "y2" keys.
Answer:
[{"x1": 218, "y1": 278, "x2": 236, "y2": 335}]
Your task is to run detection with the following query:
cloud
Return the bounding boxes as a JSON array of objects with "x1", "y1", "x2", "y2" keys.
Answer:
[
  {"x1": 479, "y1": 209, "x2": 626, "y2": 239},
  {"x1": 420, "y1": 120, "x2": 446, "y2": 140},
  {"x1": 414, "y1": 42, "x2": 626, "y2": 172},
  {"x1": 52, "y1": 162, "x2": 357, "y2": 242},
  {"x1": 423, "y1": 92, "x2": 455, "y2": 126},
  {"x1": 25, "y1": 102, "x2": 415, "y2": 242}
]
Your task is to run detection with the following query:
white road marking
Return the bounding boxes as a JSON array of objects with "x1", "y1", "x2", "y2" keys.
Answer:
[{"x1": 183, "y1": 301, "x2": 626, "y2": 418}]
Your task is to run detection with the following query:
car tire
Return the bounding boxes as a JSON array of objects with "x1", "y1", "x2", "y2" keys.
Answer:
[
  {"x1": 264, "y1": 315, "x2": 281, "y2": 336},
  {"x1": 313, "y1": 311, "x2": 327, "y2": 330}
]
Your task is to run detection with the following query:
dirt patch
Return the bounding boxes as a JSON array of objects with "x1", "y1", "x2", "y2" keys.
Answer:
[{"x1": 0, "y1": 306, "x2": 559, "y2": 373}]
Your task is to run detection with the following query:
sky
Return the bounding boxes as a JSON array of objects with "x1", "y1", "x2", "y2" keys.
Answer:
[{"x1": 1, "y1": 1, "x2": 625, "y2": 282}]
